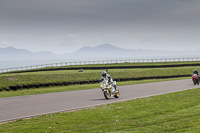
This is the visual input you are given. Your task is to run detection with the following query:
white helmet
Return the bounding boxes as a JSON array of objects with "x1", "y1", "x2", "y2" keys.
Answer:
[{"x1": 102, "y1": 71, "x2": 107, "y2": 77}]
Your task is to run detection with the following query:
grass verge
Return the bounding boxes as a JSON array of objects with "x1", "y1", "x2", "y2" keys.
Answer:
[
  {"x1": 0, "y1": 84, "x2": 200, "y2": 132},
  {"x1": 0, "y1": 77, "x2": 189, "y2": 98},
  {"x1": 0, "y1": 66, "x2": 197, "y2": 90}
]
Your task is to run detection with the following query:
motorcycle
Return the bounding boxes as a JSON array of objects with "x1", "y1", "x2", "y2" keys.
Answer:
[
  {"x1": 192, "y1": 74, "x2": 199, "y2": 85},
  {"x1": 100, "y1": 80, "x2": 120, "y2": 99}
]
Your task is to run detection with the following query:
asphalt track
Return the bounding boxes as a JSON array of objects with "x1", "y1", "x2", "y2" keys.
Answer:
[{"x1": 0, "y1": 79, "x2": 199, "y2": 123}]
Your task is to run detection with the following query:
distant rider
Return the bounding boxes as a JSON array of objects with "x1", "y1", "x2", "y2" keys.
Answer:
[
  {"x1": 193, "y1": 69, "x2": 199, "y2": 76},
  {"x1": 101, "y1": 71, "x2": 116, "y2": 90}
]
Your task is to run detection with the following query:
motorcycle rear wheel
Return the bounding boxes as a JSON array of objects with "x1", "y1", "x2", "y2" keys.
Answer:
[
  {"x1": 194, "y1": 80, "x2": 196, "y2": 85},
  {"x1": 114, "y1": 90, "x2": 120, "y2": 98}
]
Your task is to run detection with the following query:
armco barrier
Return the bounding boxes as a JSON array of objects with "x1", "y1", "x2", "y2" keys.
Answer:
[
  {"x1": 4, "y1": 74, "x2": 191, "y2": 91},
  {"x1": 1, "y1": 57, "x2": 200, "y2": 73},
  {"x1": 5, "y1": 63, "x2": 200, "y2": 73}
]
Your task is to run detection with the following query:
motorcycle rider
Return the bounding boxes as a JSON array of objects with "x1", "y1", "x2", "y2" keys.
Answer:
[{"x1": 101, "y1": 71, "x2": 116, "y2": 91}]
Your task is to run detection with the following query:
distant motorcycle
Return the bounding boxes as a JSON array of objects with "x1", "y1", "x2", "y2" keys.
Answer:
[
  {"x1": 100, "y1": 80, "x2": 119, "y2": 99},
  {"x1": 192, "y1": 74, "x2": 199, "y2": 85}
]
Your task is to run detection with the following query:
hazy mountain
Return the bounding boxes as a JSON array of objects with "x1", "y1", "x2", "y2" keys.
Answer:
[
  {"x1": 63, "y1": 44, "x2": 200, "y2": 59},
  {"x1": 0, "y1": 47, "x2": 55, "y2": 60},
  {"x1": 1, "y1": 44, "x2": 200, "y2": 60}
]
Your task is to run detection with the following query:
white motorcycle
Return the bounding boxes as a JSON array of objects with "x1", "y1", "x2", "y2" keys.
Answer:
[{"x1": 100, "y1": 80, "x2": 120, "y2": 99}]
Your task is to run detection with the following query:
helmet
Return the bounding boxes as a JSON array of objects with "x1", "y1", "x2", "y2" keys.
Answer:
[
  {"x1": 195, "y1": 69, "x2": 197, "y2": 71},
  {"x1": 102, "y1": 71, "x2": 107, "y2": 77}
]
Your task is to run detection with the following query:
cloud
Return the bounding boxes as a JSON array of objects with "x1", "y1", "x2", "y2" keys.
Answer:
[
  {"x1": 140, "y1": 35, "x2": 160, "y2": 43},
  {"x1": 0, "y1": 41, "x2": 12, "y2": 48},
  {"x1": 59, "y1": 34, "x2": 81, "y2": 46},
  {"x1": 60, "y1": 33, "x2": 97, "y2": 46},
  {"x1": 65, "y1": 34, "x2": 81, "y2": 41}
]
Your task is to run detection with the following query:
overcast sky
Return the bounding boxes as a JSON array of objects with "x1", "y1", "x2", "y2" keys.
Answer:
[{"x1": 0, "y1": 0, "x2": 200, "y2": 54}]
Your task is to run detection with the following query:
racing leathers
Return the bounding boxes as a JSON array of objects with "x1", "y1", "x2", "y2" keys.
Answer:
[{"x1": 101, "y1": 73, "x2": 116, "y2": 90}]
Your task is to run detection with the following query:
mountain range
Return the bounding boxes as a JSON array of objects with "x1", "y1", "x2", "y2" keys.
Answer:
[
  {"x1": 63, "y1": 44, "x2": 200, "y2": 59},
  {"x1": 0, "y1": 44, "x2": 200, "y2": 60},
  {"x1": 0, "y1": 47, "x2": 55, "y2": 60}
]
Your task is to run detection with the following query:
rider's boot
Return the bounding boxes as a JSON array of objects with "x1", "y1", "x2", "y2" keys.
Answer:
[{"x1": 114, "y1": 85, "x2": 117, "y2": 91}]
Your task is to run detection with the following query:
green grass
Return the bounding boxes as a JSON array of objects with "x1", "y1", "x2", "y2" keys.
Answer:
[
  {"x1": 1, "y1": 86, "x2": 200, "y2": 132},
  {"x1": 0, "y1": 77, "x2": 188, "y2": 98},
  {"x1": 0, "y1": 66, "x2": 197, "y2": 90}
]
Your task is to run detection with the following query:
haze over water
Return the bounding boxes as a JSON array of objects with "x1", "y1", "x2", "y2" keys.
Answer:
[{"x1": 1, "y1": 55, "x2": 199, "y2": 70}]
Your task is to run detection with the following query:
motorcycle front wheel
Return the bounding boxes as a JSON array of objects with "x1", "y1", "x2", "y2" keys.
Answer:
[{"x1": 103, "y1": 90, "x2": 111, "y2": 100}]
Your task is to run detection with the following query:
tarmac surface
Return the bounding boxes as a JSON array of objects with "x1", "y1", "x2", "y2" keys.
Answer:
[{"x1": 0, "y1": 79, "x2": 198, "y2": 123}]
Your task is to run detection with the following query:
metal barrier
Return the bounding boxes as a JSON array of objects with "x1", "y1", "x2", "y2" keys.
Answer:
[{"x1": 1, "y1": 57, "x2": 200, "y2": 73}]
